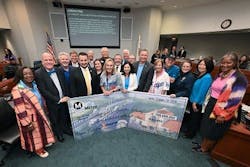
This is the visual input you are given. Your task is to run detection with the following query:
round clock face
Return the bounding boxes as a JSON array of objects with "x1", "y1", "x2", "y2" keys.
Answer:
[{"x1": 221, "y1": 19, "x2": 232, "y2": 29}]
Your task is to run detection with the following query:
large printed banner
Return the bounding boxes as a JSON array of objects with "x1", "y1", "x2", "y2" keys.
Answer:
[{"x1": 67, "y1": 91, "x2": 188, "y2": 140}]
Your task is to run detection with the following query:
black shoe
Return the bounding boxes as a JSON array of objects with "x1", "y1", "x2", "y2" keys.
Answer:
[
  {"x1": 192, "y1": 146, "x2": 208, "y2": 154},
  {"x1": 57, "y1": 136, "x2": 64, "y2": 142},
  {"x1": 183, "y1": 133, "x2": 194, "y2": 139},
  {"x1": 191, "y1": 141, "x2": 200, "y2": 146},
  {"x1": 63, "y1": 129, "x2": 73, "y2": 136},
  {"x1": 192, "y1": 141, "x2": 201, "y2": 147}
]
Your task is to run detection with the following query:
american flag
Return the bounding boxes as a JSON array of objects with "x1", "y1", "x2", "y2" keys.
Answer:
[{"x1": 46, "y1": 32, "x2": 56, "y2": 60}]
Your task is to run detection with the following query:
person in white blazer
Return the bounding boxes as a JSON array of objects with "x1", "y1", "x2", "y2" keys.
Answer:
[{"x1": 121, "y1": 62, "x2": 138, "y2": 92}]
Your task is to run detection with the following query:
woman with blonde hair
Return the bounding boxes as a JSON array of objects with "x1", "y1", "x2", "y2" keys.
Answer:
[{"x1": 100, "y1": 58, "x2": 123, "y2": 96}]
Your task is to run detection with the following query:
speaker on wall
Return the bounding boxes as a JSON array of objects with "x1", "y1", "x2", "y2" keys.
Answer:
[
  {"x1": 121, "y1": 17, "x2": 133, "y2": 40},
  {"x1": 52, "y1": 1, "x2": 62, "y2": 8},
  {"x1": 49, "y1": 12, "x2": 68, "y2": 39},
  {"x1": 123, "y1": 7, "x2": 131, "y2": 13}
]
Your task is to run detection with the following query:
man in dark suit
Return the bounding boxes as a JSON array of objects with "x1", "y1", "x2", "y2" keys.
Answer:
[
  {"x1": 177, "y1": 46, "x2": 187, "y2": 58},
  {"x1": 114, "y1": 54, "x2": 122, "y2": 74},
  {"x1": 57, "y1": 52, "x2": 75, "y2": 135},
  {"x1": 70, "y1": 52, "x2": 99, "y2": 97},
  {"x1": 170, "y1": 45, "x2": 177, "y2": 57},
  {"x1": 100, "y1": 47, "x2": 110, "y2": 65},
  {"x1": 122, "y1": 49, "x2": 130, "y2": 65},
  {"x1": 69, "y1": 50, "x2": 79, "y2": 67},
  {"x1": 35, "y1": 52, "x2": 69, "y2": 142},
  {"x1": 133, "y1": 49, "x2": 153, "y2": 92}
]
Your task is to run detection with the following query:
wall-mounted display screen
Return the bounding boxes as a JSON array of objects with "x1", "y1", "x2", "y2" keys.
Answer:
[{"x1": 65, "y1": 5, "x2": 120, "y2": 48}]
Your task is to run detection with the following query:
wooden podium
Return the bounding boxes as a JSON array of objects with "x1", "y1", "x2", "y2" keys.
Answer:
[{"x1": 211, "y1": 123, "x2": 250, "y2": 167}]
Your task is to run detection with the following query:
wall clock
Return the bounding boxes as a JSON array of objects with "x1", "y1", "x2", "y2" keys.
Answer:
[{"x1": 221, "y1": 19, "x2": 232, "y2": 29}]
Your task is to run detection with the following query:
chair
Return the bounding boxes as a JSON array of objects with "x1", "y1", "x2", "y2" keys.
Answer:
[{"x1": 0, "y1": 98, "x2": 20, "y2": 166}]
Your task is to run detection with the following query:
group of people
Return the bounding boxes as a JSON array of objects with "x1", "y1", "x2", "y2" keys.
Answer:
[
  {"x1": 9, "y1": 46, "x2": 248, "y2": 158},
  {"x1": 151, "y1": 46, "x2": 187, "y2": 64}
]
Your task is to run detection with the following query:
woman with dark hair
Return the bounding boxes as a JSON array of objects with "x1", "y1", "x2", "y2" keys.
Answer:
[
  {"x1": 239, "y1": 54, "x2": 249, "y2": 69},
  {"x1": 121, "y1": 62, "x2": 138, "y2": 92},
  {"x1": 169, "y1": 59, "x2": 195, "y2": 98},
  {"x1": 94, "y1": 59, "x2": 103, "y2": 75},
  {"x1": 193, "y1": 52, "x2": 248, "y2": 153},
  {"x1": 184, "y1": 58, "x2": 214, "y2": 138},
  {"x1": 94, "y1": 59, "x2": 103, "y2": 94},
  {"x1": 148, "y1": 59, "x2": 170, "y2": 95},
  {"x1": 150, "y1": 49, "x2": 161, "y2": 64},
  {"x1": 3, "y1": 48, "x2": 18, "y2": 79},
  {"x1": 3, "y1": 48, "x2": 17, "y2": 64},
  {"x1": 11, "y1": 67, "x2": 55, "y2": 158}
]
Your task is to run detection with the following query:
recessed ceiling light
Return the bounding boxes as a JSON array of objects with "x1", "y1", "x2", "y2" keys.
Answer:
[
  {"x1": 160, "y1": 0, "x2": 165, "y2": 3},
  {"x1": 173, "y1": 5, "x2": 177, "y2": 8}
]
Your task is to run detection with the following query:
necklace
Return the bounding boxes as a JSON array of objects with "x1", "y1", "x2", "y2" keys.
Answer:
[{"x1": 221, "y1": 70, "x2": 234, "y2": 78}]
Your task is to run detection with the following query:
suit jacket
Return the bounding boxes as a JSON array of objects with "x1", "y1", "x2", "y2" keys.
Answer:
[
  {"x1": 70, "y1": 67, "x2": 99, "y2": 97},
  {"x1": 170, "y1": 50, "x2": 177, "y2": 57},
  {"x1": 171, "y1": 71, "x2": 195, "y2": 97},
  {"x1": 58, "y1": 66, "x2": 76, "y2": 97},
  {"x1": 133, "y1": 61, "x2": 153, "y2": 92},
  {"x1": 35, "y1": 67, "x2": 68, "y2": 112},
  {"x1": 177, "y1": 50, "x2": 187, "y2": 58}
]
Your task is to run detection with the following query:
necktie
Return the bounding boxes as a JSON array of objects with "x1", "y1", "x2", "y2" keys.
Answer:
[
  {"x1": 48, "y1": 69, "x2": 56, "y2": 76},
  {"x1": 116, "y1": 66, "x2": 119, "y2": 72},
  {"x1": 83, "y1": 69, "x2": 92, "y2": 95}
]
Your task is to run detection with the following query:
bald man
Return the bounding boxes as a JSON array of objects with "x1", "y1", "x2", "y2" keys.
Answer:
[
  {"x1": 100, "y1": 47, "x2": 109, "y2": 64},
  {"x1": 87, "y1": 50, "x2": 95, "y2": 68},
  {"x1": 35, "y1": 52, "x2": 70, "y2": 142},
  {"x1": 122, "y1": 49, "x2": 130, "y2": 65}
]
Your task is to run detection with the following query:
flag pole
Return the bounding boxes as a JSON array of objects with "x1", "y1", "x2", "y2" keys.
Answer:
[
  {"x1": 46, "y1": 32, "x2": 57, "y2": 63},
  {"x1": 136, "y1": 34, "x2": 141, "y2": 61}
]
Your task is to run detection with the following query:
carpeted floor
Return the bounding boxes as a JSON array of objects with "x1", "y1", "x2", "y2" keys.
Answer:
[{"x1": 1, "y1": 128, "x2": 228, "y2": 167}]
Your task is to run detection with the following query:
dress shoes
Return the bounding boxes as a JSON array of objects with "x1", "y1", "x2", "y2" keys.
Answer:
[
  {"x1": 183, "y1": 132, "x2": 195, "y2": 139},
  {"x1": 57, "y1": 135, "x2": 65, "y2": 142},
  {"x1": 63, "y1": 129, "x2": 73, "y2": 136}
]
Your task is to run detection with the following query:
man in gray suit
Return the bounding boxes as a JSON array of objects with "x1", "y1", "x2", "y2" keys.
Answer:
[{"x1": 133, "y1": 49, "x2": 153, "y2": 92}]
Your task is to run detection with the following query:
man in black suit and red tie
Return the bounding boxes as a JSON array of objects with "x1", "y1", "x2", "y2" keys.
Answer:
[
  {"x1": 35, "y1": 52, "x2": 69, "y2": 142},
  {"x1": 70, "y1": 52, "x2": 99, "y2": 97}
]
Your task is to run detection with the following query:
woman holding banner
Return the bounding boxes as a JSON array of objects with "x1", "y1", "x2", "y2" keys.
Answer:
[
  {"x1": 121, "y1": 62, "x2": 138, "y2": 92},
  {"x1": 100, "y1": 58, "x2": 123, "y2": 95},
  {"x1": 148, "y1": 59, "x2": 170, "y2": 95}
]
